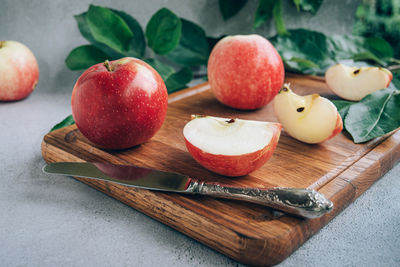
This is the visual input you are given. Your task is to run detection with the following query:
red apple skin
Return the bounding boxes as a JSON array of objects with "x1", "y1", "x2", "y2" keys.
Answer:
[
  {"x1": 323, "y1": 112, "x2": 343, "y2": 142},
  {"x1": 207, "y1": 34, "x2": 284, "y2": 110},
  {"x1": 71, "y1": 57, "x2": 168, "y2": 150},
  {"x1": 386, "y1": 72, "x2": 393, "y2": 88},
  {"x1": 184, "y1": 123, "x2": 282, "y2": 177},
  {"x1": 0, "y1": 41, "x2": 39, "y2": 101}
]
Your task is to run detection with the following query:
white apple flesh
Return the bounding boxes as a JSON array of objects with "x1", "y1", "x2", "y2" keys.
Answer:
[
  {"x1": 183, "y1": 115, "x2": 281, "y2": 177},
  {"x1": 325, "y1": 64, "x2": 392, "y2": 101},
  {"x1": 273, "y1": 84, "x2": 342, "y2": 144}
]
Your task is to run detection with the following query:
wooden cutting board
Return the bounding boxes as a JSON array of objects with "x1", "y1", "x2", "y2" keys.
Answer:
[{"x1": 41, "y1": 74, "x2": 400, "y2": 266}]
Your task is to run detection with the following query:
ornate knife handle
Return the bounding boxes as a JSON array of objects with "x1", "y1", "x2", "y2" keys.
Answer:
[{"x1": 186, "y1": 180, "x2": 333, "y2": 219}]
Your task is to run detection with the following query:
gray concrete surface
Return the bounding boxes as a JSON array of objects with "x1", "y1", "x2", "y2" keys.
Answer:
[{"x1": 1, "y1": 0, "x2": 399, "y2": 266}]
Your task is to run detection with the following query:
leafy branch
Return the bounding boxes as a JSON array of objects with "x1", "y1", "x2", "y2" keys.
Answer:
[
  {"x1": 333, "y1": 85, "x2": 400, "y2": 143},
  {"x1": 219, "y1": 0, "x2": 324, "y2": 34},
  {"x1": 66, "y1": 5, "x2": 212, "y2": 93}
]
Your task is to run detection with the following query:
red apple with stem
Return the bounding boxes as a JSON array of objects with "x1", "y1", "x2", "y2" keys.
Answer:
[
  {"x1": 71, "y1": 57, "x2": 168, "y2": 150},
  {"x1": 0, "y1": 41, "x2": 39, "y2": 101},
  {"x1": 207, "y1": 34, "x2": 284, "y2": 110},
  {"x1": 183, "y1": 115, "x2": 282, "y2": 177}
]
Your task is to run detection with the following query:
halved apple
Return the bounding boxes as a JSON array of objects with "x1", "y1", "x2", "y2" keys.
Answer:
[
  {"x1": 325, "y1": 64, "x2": 392, "y2": 101},
  {"x1": 273, "y1": 84, "x2": 342, "y2": 144},
  {"x1": 183, "y1": 115, "x2": 282, "y2": 177}
]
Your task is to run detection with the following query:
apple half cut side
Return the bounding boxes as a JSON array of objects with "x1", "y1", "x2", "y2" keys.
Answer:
[
  {"x1": 183, "y1": 115, "x2": 282, "y2": 177},
  {"x1": 325, "y1": 64, "x2": 392, "y2": 101},
  {"x1": 273, "y1": 84, "x2": 343, "y2": 144}
]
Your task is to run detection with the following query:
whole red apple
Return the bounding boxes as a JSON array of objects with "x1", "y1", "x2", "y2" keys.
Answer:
[
  {"x1": 71, "y1": 57, "x2": 168, "y2": 150},
  {"x1": 0, "y1": 41, "x2": 39, "y2": 101},
  {"x1": 208, "y1": 34, "x2": 284, "y2": 110}
]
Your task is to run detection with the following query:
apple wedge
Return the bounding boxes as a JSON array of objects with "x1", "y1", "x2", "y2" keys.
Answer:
[
  {"x1": 273, "y1": 84, "x2": 342, "y2": 144},
  {"x1": 325, "y1": 64, "x2": 392, "y2": 101},
  {"x1": 183, "y1": 115, "x2": 282, "y2": 177}
]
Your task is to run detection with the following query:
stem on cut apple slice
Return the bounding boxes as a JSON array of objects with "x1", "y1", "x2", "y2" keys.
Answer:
[{"x1": 103, "y1": 60, "x2": 114, "y2": 72}]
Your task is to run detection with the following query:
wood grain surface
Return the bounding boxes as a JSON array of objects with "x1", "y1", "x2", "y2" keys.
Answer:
[{"x1": 41, "y1": 74, "x2": 400, "y2": 266}]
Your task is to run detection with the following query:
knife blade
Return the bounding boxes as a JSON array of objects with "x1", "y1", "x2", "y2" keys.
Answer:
[{"x1": 43, "y1": 162, "x2": 333, "y2": 219}]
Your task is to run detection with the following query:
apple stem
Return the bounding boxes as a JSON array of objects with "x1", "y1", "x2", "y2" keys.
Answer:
[
  {"x1": 279, "y1": 83, "x2": 290, "y2": 93},
  {"x1": 388, "y1": 65, "x2": 400, "y2": 72},
  {"x1": 103, "y1": 60, "x2": 113, "y2": 72}
]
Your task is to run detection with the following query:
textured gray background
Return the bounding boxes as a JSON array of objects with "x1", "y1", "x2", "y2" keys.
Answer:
[{"x1": 1, "y1": 0, "x2": 399, "y2": 266}]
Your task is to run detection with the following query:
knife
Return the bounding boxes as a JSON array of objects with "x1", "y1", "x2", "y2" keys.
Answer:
[{"x1": 43, "y1": 162, "x2": 333, "y2": 219}]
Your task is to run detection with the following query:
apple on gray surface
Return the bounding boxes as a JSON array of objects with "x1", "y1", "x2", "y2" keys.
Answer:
[{"x1": 0, "y1": 40, "x2": 39, "y2": 101}]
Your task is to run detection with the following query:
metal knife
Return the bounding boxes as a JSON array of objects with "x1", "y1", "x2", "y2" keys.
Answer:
[{"x1": 43, "y1": 162, "x2": 333, "y2": 219}]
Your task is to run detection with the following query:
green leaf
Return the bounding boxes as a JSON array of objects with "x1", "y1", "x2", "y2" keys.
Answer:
[
  {"x1": 344, "y1": 87, "x2": 400, "y2": 143},
  {"x1": 272, "y1": 0, "x2": 288, "y2": 36},
  {"x1": 65, "y1": 45, "x2": 109, "y2": 70},
  {"x1": 74, "y1": 12, "x2": 96, "y2": 44},
  {"x1": 293, "y1": 0, "x2": 301, "y2": 11},
  {"x1": 74, "y1": 12, "x2": 123, "y2": 59},
  {"x1": 352, "y1": 51, "x2": 387, "y2": 66},
  {"x1": 111, "y1": 9, "x2": 146, "y2": 58},
  {"x1": 288, "y1": 57, "x2": 319, "y2": 72},
  {"x1": 145, "y1": 58, "x2": 175, "y2": 81},
  {"x1": 165, "y1": 67, "x2": 193, "y2": 93},
  {"x1": 355, "y1": 4, "x2": 367, "y2": 18},
  {"x1": 328, "y1": 35, "x2": 393, "y2": 66},
  {"x1": 219, "y1": 0, "x2": 248, "y2": 20},
  {"x1": 270, "y1": 29, "x2": 332, "y2": 74},
  {"x1": 166, "y1": 19, "x2": 209, "y2": 66},
  {"x1": 87, "y1": 5, "x2": 134, "y2": 53},
  {"x1": 293, "y1": 0, "x2": 323, "y2": 14},
  {"x1": 146, "y1": 8, "x2": 182, "y2": 55},
  {"x1": 270, "y1": 29, "x2": 396, "y2": 74},
  {"x1": 363, "y1": 37, "x2": 394, "y2": 60},
  {"x1": 392, "y1": 71, "x2": 400, "y2": 90},
  {"x1": 254, "y1": 0, "x2": 274, "y2": 29},
  {"x1": 332, "y1": 99, "x2": 353, "y2": 120},
  {"x1": 50, "y1": 115, "x2": 75, "y2": 132},
  {"x1": 207, "y1": 35, "x2": 226, "y2": 53},
  {"x1": 75, "y1": 8, "x2": 146, "y2": 58},
  {"x1": 327, "y1": 35, "x2": 365, "y2": 59},
  {"x1": 145, "y1": 58, "x2": 192, "y2": 92}
]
